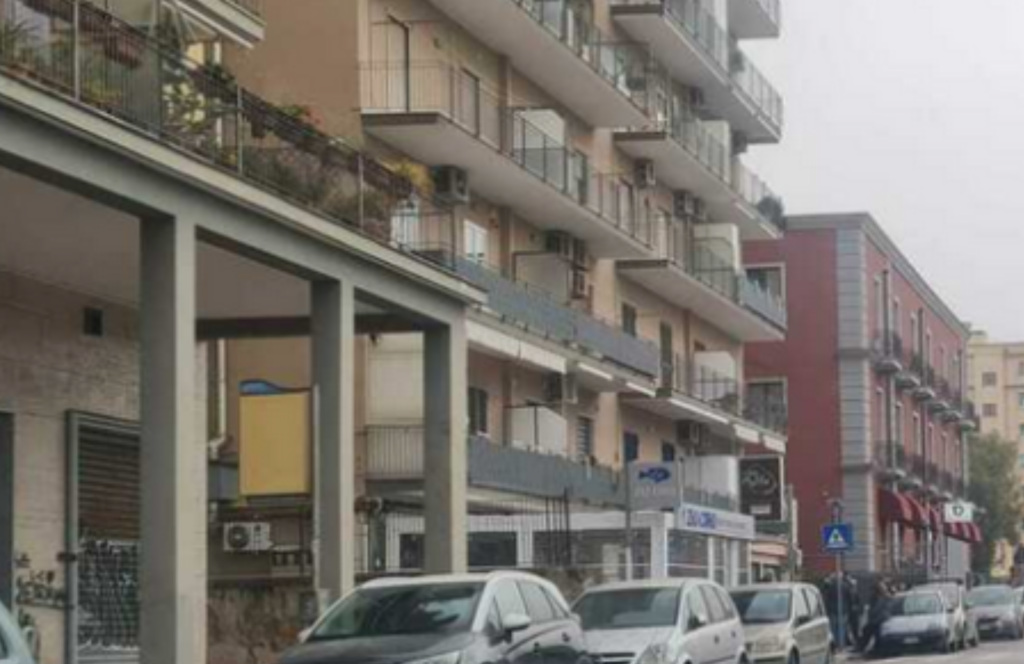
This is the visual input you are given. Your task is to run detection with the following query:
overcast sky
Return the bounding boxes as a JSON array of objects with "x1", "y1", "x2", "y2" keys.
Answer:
[{"x1": 744, "y1": 0, "x2": 1024, "y2": 340}]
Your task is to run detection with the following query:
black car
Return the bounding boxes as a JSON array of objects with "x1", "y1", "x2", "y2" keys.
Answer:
[{"x1": 277, "y1": 572, "x2": 589, "y2": 664}]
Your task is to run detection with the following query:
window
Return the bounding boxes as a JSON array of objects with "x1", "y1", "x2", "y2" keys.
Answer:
[
  {"x1": 793, "y1": 587, "x2": 811, "y2": 621},
  {"x1": 982, "y1": 372, "x2": 998, "y2": 387},
  {"x1": 874, "y1": 277, "x2": 884, "y2": 334},
  {"x1": 685, "y1": 587, "x2": 710, "y2": 627},
  {"x1": 804, "y1": 588, "x2": 825, "y2": 618},
  {"x1": 622, "y1": 303, "x2": 638, "y2": 337},
  {"x1": 910, "y1": 313, "x2": 920, "y2": 353},
  {"x1": 519, "y1": 582, "x2": 557, "y2": 623},
  {"x1": 312, "y1": 583, "x2": 484, "y2": 639},
  {"x1": 715, "y1": 587, "x2": 737, "y2": 620},
  {"x1": 493, "y1": 580, "x2": 528, "y2": 619},
  {"x1": 463, "y1": 220, "x2": 488, "y2": 264},
  {"x1": 699, "y1": 585, "x2": 727, "y2": 623},
  {"x1": 747, "y1": 380, "x2": 786, "y2": 428},
  {"x1": 661, "y1": 442, "x2": 677, "y2": 462},
  {"x1": 468, "y1": 387, "x2": 489, "y2": 435},
  {"x1": 983, "y1": 403, "x2": 998, "y2": 418},
  {"x1": 892, "y1": 298, "x2": 901, "y2": 341},
  {"x1": 576, "y1": 416, "x2": 595, "y2": 461},
  {"x1": 623, "y1": 432, "x2": 640, "y2": 463},
  {"x1": 747, "y1": 266, "x2": 785, "y2": 299}
]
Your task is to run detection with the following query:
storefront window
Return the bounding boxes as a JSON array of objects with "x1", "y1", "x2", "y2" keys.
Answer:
[
  {"x1": 737, "y1": 542, "x2": 751, "y2": 586},
  {"x1": 668, "y1": 530, "x2": 708, "y2": 579},
  {"x1": 714, "y1": 538, "x2": 728, "y2": 585}
]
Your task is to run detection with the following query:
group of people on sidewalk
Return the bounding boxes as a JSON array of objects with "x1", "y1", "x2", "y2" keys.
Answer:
[{"x1": 821, "y1": 574, "x2": 902, "y2": 654}]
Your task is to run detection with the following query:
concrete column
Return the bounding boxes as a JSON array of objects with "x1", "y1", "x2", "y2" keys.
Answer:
[
  {"x1": 312, "y1": 280, "x2": 357, "y2": 601},
  {"x1": 650, "y1": 519, "x2": 669, "y2": 580},
  {"x1": 423, "y1": 322, "x2": 468, "y2": 573},
  {"x1": 139, "y1": 216, "x2": 202, "y2": 664}
]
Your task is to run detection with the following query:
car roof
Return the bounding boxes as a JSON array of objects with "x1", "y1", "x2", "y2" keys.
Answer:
[
  {"x1": 731, "y1": 583, "x2": 812, "y2": 593},
  {"x1": 577, "y1": 579, "x2": 703, "y2": 594},
  {"x1": 361, "y1": 570, "x2": 556, "y2": 589}
]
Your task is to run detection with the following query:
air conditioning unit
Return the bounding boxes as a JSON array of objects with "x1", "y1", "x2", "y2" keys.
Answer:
[
  {"x1": 677, "y1": 420, "x2": 708, "y2": 448},
  {"x1": 543, "y1": 373, "x2": 579, "y2": 405},
  {"x1": 673, "y1": 190, "x2": 697, "y2": 219},
  {"x1": 223, "y1": 522, "x2": 273, "y2": 554},
  {"x1": 571, "y1": 238, "x2": 588, "y2": 268},
  {"x1": 635, "y1": 159, "x2": 656, "y2": 189},
  {"x1": 433, "y1": 166, "x2": 470, "y2": 204},
  {"x1": 570, "y1": 268, "x2": 589, "y2": 300}
]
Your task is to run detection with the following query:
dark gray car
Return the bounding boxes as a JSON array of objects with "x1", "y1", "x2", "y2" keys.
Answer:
[
  {"x1": 875, "y1": 592, "x2": 957, "y2": 655},
  {"x1": 277, "y1": 573, "x2": 588, "y2": 664},
  {"x1": 967, "y1": 585, "x2": 1024, "y2": 640}
]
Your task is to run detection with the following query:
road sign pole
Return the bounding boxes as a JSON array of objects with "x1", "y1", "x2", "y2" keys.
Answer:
[{"x1": 831, "y1": 500, "x2": 845, "y2": 652}]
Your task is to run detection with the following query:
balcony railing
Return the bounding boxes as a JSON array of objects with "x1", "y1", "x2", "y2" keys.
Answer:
[
  {"x1": 224, "y1": 0, "x2": 263, "y2": 17},
  {"x1": 507, "y1": 0, "x2": 658, "y2": 115},
  {"x1": 0, "y1": 0, "x2": 458, "y2": 265},
  {"x1": 739, "y1": 276, "x2": 787, "y2": 328},
  {"x1": 664, "y1": 355, "x2": 741, "y2": 416},
  {"x1": 732, "y1": 160, "x2": 786, "y2": 232},
  {"x1": 452, "y1": 257, "x2": 662, "y2": 376},
  {"x1": 361, "y1": 61, "x2": 657, "y2": 248},
  {"x1": 743, "y1": 394, "x2": 787, "y2": 434},
  {"x1": 614, "y1": 0, "x2": 784, "y2": 131},
  {"x1": 365, "y1": 427, "x2": 740, "y2": 510},
  {"x1": 663, "y1": 113, "x2": 730, "y2": 181}
]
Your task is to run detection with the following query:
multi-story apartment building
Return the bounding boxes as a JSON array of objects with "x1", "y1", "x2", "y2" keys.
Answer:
[
  {"x1": 0, "y1": 1, "x2": 481, "y2": 663},
  {"x1": 745, "y1": 213, "x2": 977, "y2": 580},
  {"x1": 966, "y1": 331, "x2": 1024, "y2": 576},
  {"x1": 0, "y1": 0, "x2": 788, "y2": 662},
  {"x1": 214, "y1": 0, "x2": 789, "y2": 588}
]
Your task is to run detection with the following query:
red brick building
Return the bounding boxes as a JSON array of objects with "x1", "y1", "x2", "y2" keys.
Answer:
[{"x1": 744, "y1": 214, "x2": 976, "y2": 578}]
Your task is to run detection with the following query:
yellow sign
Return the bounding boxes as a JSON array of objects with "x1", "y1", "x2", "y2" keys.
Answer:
[{"x1": 239, "y1": 392, "x2": 311, "y2": 496}]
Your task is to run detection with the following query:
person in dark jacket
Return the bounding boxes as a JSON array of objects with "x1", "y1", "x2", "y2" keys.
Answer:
[{"x1": 858, "y1": 578, "x2": 894, "y2": 653}]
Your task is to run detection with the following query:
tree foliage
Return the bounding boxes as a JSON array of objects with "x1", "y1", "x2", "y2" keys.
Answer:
[{"x1": 968, "y1": 432, "x2": 1023, "y2": 575}]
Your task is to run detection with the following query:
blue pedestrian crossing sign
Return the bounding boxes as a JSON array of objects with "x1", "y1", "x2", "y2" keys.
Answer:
[{"x1": 822, "y1": 523, "x2": 854, "y2": 553}]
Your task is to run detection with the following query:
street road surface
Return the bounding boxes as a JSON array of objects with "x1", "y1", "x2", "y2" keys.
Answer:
[{"x1": 847, "y1": 639, "x2": 1023, "y2": 664}]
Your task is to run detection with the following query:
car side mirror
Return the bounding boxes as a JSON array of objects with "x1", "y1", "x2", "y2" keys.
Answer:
[
  {"x1": 503, "y1": 613, "x2": 532, "y2": 640},
  {"x1": 688, "y1": 612, "x2": 708, "y2": 631}
]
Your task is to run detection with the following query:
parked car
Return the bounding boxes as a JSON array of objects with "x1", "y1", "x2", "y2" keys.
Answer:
[
  {"x1": 730, "y1": 583, "x2": 833, "y2": 664},
  {"x1": 573, "y1": 579, "x2": 747, "y2": 664},
  {"x1": 967, "y1": 584, "x2": 1024, "y2": 640},
  {"x1": 876, "y1": 591, "x2": 957, "y2": 655},
  {"x1": 916, "y1": 581, "x2": 979, "y2": 649},
  {"x1": 0, "y1": 601, "x2": 35, "y2": 664},
  {"x1": 276, "y1": 572, "x2": 588, "y2": 664}
]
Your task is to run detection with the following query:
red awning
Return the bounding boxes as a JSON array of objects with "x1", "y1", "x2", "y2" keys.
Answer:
[
  {"x1": 880, "y1": 490, "x2": 929, "y2": 528},
  {"x1": 967, "y1": 523, "x2": 983, "y2": 544}
]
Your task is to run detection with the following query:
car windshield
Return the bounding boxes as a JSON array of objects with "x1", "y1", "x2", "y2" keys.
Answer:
[
  {"x1": 574, "y1": 588, "x2": 680, "y2": 630},
  {"x1": 968, "y1": 587, "x2": 1015, "y2": 607},
  {"x1": 918, "y1": 584, "x2": 958, "y2": 607},
  {"x1": 310, "y1": 583, "x2": 484, "y2": 641},
  {"x1": 890, "y1": 594, "x2": 944, "y2": 617},
  {"x1": 731, "y1": 590, "x2": 793, "y2": 625}
]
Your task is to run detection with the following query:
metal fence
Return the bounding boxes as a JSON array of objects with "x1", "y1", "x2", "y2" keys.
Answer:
[
  {"x1": 77, "y1": 539, "x2": 140, "y2": 657},
  {"x1": 0, "y1": 0, "x2": 456, "y2": 264},
  {"x1": 360, "y1": 60, "x2": 658, "y2": 250}
]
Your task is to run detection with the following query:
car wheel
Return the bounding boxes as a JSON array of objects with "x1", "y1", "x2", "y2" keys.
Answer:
[{"x1": 786, "y1": 650, "x2": 799, "y2": 664}]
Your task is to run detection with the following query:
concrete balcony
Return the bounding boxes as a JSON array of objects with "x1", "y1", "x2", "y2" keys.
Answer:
[
  {"x1": 180, "y1": 0, "x2": 266, "y2": 46},
  {"x1": 615, "y1": 121, "x2": 784, "y2": 239},
  {"x1": 618, "y1": 221, "x2": 785, "y2": 342},
  {"x1": 426, "y1": 0, "x2": 656, "y2": 127},
  {"x1": 728, "y1": 0, "x2": 782, "y2": 40},
  {"x1": 361, "y1": 62, "x2": 656, "y2": 259},
  {"x1": 364, "y1": 427, "x2": 626, "y2": 506},
  {"x1": 451, "y1": 257, "x2": 662, "y2": 377},
  {"x1": 611, "y1": 0, "x2": 783, "y2": 143},
  {"x1": 627, "y1": 352, "x2": 786, "y2": 452}
]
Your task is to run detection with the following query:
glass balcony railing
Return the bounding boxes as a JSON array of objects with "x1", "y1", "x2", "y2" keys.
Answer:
[
  {"x1": 732, "y1": 160, "x2": 786, "y2": 233},
  {"x1": 509, "y1": 0, "x2": 658, "y2": 115},
  {"x1": 361, "y1": 60, "x2": 657, "y2": 249},
  {"x1": 730, "y1": 45, "x2": 785, "y2": 130},
  {"x1": 0, "y1": 0, "x2": 458, "y2": 265},
  {"x1": 451, "y1": 257, "x2": 662, "y2": 377},
  {"x1": 739, "y1": 276, "x2": 787, "y2": 329}
]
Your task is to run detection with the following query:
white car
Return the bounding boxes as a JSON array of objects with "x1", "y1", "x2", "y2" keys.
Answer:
[
  {"x1": 0, "y1": 602, "x2": 35, "y2": 664},
  {"x1": 730, "y1": 583, "x2": 833, "y2": 664},
  {"x1": 573, "y1": 579, "x2": 748, "y2": 664}
]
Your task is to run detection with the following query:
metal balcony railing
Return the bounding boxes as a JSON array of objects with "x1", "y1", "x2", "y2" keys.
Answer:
[
  {"x1": 360, "y1": 61, "x2": 657, "y2": 249},
  {"x1": 508, "y1": 0, "x2": 658, "y2": 116},
  {"x1": 614, "y1": 0, "x2": 784, "y2": 131},
  {"x1": 873, "y1": 330, "x2": 904, "y2": 361},
  {"x1": 664, "y1": 355, "x2": 742, "y2": 416},
  {"x1": 0, "y1": 0, "x2": 459, "y2": 266},
  {"x1": 452, "y1": 257, "x2": 662, "y2": 377},
  {"x1": 743, "y1": 395, "x2": 787, "y2": 434},
  {"x1": 739, "y1": 276, "x2": 787, "y2": 329},
  {"x1": 732, "y1": 160, "x2": 786, "y2": 233}
]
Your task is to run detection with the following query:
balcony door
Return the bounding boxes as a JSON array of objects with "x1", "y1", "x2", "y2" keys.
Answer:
[
  {"x1": 660, "y1": 323, "x2": 675, "y2": 390},
  {"x1": 369, "y1": 16, "x2": 412, "y2": 111}
]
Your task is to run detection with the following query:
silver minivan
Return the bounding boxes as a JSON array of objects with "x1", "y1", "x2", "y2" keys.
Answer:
[
  {"x1": 573, "y1": 580, "x2": 747, "y2": 664},
  {"x1": 730, "y1": 584, "x2": 833, "y2": 664}
]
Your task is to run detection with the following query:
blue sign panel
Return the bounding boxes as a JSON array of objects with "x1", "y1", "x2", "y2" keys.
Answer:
[{"x1": 822, "y1": 523, "x2": 854, "y2": 553}]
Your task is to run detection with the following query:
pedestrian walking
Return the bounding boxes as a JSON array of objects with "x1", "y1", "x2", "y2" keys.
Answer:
[{"x1": 858, "y1": 577, "x2": 894, "y2": 653}]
